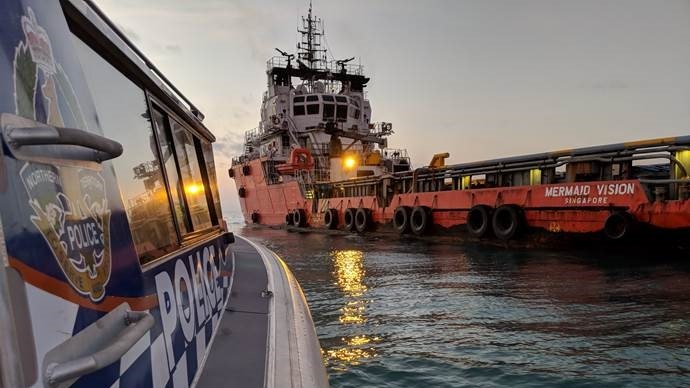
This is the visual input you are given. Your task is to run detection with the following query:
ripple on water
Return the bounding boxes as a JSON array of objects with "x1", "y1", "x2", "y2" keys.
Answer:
[{"x1": 235, "y1": 226, "x2": 690, "y2": 387}]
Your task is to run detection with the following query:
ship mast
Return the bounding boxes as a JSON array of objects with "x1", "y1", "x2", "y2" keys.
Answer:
[{"x1": 297, "y1": 1, "x2": 326, "y2": 85}]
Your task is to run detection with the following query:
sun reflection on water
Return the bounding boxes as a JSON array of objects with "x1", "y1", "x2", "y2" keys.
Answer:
[{"x1": 324, "y1": 250, "x2": 379, "y2": 370}]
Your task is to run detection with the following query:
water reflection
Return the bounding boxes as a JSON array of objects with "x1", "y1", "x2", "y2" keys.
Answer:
[{"x1": 325, "y1": 250, "x2": 379, "y2": 370}]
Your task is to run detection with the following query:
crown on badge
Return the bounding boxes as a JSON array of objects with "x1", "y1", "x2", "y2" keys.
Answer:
[{"x1": 21, "y1": 8, "x2": 56, "y2": 75}]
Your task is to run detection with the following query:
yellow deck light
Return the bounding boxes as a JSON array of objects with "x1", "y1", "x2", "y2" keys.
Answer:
[{"x1": 343, "y1": 156, "x2": 358, "y2": 170}]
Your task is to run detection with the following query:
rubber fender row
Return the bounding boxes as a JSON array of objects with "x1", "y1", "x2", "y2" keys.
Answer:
[
  {"x1": 465, "y1": 205, "x2": 522, "y2": 240},
  {"x1": 393, "y1": 206, "x2": 432, "y2": 235},
  {"x1": 466, "y1": 204, "x2": 635, "y2": 241},
  {"x1": 285, "y1": 209, "x2": 308, "y2": 227},
  {"x1": 343, "y1": 208, "x2": 372, "y2": 233}
]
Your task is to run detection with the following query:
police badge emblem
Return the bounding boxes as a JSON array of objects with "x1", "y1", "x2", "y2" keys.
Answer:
[{"x1": 21, "y1": 163, "x2": 112, "y2": 302}]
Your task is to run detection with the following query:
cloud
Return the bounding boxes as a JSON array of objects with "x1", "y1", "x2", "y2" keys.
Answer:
[
  {"x1": 581, "y1": 80, "x2": 630, "y2": 90},
  {"x1": 213, "y1": 132, "x2": 245, "y2": 160},
  {"x1": 164, "y1": 44, "x2": 181, "y2": 53}
]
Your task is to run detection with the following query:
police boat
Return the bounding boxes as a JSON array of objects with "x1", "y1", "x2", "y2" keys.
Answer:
[{"x1": 0, "y1": 1, "x2": 328, "y2": 387}]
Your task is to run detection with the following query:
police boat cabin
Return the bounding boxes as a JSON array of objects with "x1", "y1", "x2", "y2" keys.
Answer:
[
  {"x1": 0, "y1": 1, "x2": 327, "y2": 387},
  {"x1": 229, "y1": 7, "x2": 690, "y2": 245}
]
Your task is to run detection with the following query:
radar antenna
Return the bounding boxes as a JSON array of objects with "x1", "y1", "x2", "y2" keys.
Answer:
[
  {"x1": 336, "y1": 57, "x2": 355, "y2": 73},
  {"x1": 275, "y1": 48, "x2": 294, "y2": 68}
]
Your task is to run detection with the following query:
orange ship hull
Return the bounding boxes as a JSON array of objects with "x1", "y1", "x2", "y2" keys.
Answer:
[{"x1": 232, "y1": 158, "x2": 690, "y2": 242}]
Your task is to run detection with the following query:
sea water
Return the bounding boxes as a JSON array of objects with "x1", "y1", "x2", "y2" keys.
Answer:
[{"x1": 236, "y1": 226, "x2": 690, "y2": 387}]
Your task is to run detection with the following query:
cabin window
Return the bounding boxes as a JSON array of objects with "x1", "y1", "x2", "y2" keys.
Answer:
[
  {"x1": 335, "y1": 96, "x2": 348, "y2": 103},
  {"x1": 306, "y1": 95, "x2": 319, "y2": 102},
  {"x1": 307, "y1": 104, "x2": 320, "y2": 115},
  {"x1": 201, "y1": 141, "x2": 223, "y2": 223},
  {"x1": 293, "y1": 105, "x2": 306, "y2": 116},
  {"x1": 152, "y1": 107, "x2": 191, "y2": 236},
  {"x1": 322, "y1": 95, "x2": 334, "y2": 102},
  {"x1": 293, "y1": 96, "x2": 305, "y2": 103},
  {"x1": 336, "y1": 104, "x2": 348, "y2": 120},
  {"x1": 323, "y1": 103, "x2": 335, "y2": 119},
  {"x1": 73, "y1": 37, "x2": 180, "y2": 263},
  {"x1": 170, "y1": 119, "x2": 214, "y2": 231}
]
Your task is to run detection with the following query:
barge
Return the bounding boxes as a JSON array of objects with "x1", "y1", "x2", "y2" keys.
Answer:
[{"x1": 231, "y1": 6, "x2": 690, "y2": 246}]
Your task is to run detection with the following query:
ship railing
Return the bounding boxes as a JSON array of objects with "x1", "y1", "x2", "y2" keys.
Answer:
[
  {"x1": 369, "y1": 122, "x2": 394, "y2": 137},
  {"x1": 310, "y1": 143, "x2": 331, "y2": 157},
  {"x1": 382, "y1": 148, "x2": 409, "y2": 160},
  {"x1": 327, "y1": 60, "x2": 364, "y2": 76},
  {"x1": 266, "y1": 56, "x2": 364, "y2": 76}
]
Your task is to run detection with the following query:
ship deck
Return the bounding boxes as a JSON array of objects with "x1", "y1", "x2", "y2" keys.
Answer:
[{"x1": 196, "y1": 235, "x2": 328, "y2": 388}]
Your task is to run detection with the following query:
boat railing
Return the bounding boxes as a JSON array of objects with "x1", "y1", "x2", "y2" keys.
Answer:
[
  {"x1": 266, "y1": 56, "x2": 364, "y2": 76},
  {"x1": 383, "y1": 148, "x2": 409, "y2": 160}
]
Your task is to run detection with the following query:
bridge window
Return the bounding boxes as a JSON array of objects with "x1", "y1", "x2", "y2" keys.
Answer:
[
  {"x1": 307, "y1": 104, "x2": 320, "y2": 115},
  {"x1": 293, "y1": 96, "x2": 305, "y2": 103},
  {"x1": 306, "y1": 95, "x2": 319, "y2": 102},
  {"x1": 293, "y1": 105, "x2": 306, "y2": 116},
  {"x1": 73, "y1": 36, "x2": 180, "y2": 263},
  {"x1": 322, "y1": 95, "x2": 334, "y2": 102},
  {"x1": 336, "y1": 104, "x2": 348, "y2": 120},
  {"x1": 323, "y1": 103, "x2": 335, "y2": 119},
  {"x1": 152, "y1": 107, "x2": 190, "y2": 236},
  {"x1": 335, "y1": 96, "x2": 348, "y2": 103}
]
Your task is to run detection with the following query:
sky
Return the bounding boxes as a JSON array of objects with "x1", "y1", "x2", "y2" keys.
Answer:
[{"x1": 94, "y1": 0, "x2": 690, "y2": 217}]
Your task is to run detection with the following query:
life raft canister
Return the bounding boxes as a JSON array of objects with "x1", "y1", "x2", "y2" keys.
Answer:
[{"x1": 276, "y1": 148, "x2": 315, "y2": 175}]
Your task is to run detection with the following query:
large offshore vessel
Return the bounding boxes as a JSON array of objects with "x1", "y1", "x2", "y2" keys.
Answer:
[{"x1": 231, "y1": 6, "x2": 690, "y2": 245}]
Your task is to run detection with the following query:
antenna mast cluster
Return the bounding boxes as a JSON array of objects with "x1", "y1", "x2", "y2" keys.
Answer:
[{"x1": 297, "y1": 1, "x2": 327, "y2": 71}]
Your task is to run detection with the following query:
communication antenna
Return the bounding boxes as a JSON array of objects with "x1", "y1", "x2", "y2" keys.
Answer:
[{"x1": 297, "y1": 0, "x2": 327, "y2": 71}]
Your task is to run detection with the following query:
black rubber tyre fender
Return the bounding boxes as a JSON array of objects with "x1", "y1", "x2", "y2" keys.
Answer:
[
  {"x1": 238, "y1": 187, "x2": 246, "y2": 198},
  {"x1": 492, "y1": 205, "x2": 522, "y2": 241},
  {"x1": 242, "y1": 165, "x2": 251, "y2": 176},
  {"x1": 293, "y1": 208, "x2": 307, "y2": 227},
  {"x1": 228, "y1": 168, "x2": 235, "y2": 178},
  {"x1": 466, "y1": 205, "x2": 491, "y2": 238},
  {"x1": 603, "y1": 211, "x2": 634, "y2": 240},
  {"x1": 343, "y1": 208, "x2": 356, "y2": 232},
  {"x1": 355, "y1": 208, "x2": 371, "y2": 233},
  {"x1": 410, "y1": 206, "x2": 432, "y2": 235},
  {"x1": 324, "y1": 208, "x2": 339, "y2": 229},
  {"x1": 285, "y1": 212, "x2": 294, "y2": 225},
  {"x1": 393, "y1": 206, "x2": 411, "y2": 234},
  {"x1": 250, "y1": 212, "x2": 260, "y2": 224}
]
